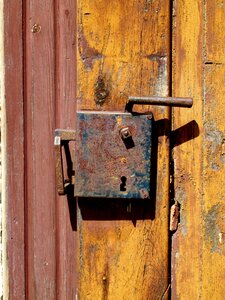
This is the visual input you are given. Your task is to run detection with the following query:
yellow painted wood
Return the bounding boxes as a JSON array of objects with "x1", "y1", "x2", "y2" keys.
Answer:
[
  {"x1": 77, "y1": 0, "x2": 171, "y2": 298},
  {"x1": 172, "y1": 0, "x2": 225, "y2": 298}
]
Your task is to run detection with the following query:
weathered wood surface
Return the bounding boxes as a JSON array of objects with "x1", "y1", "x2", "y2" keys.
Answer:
[
  {"x1": 25, "y1": 1, "x2": 58, "y2": 298},
  {"x1": 4, "y1": 1, "x2": 25, "y2": 298},
  {"x1": 24, "y1": 0, "x2": 77, "y2": 298},
  {"x1": 54, "y1": 0, "x2": 77, "y2": 298},
  {"x1": 77, "y1": 1, "x2": 171, "y2": 298},
  {"x1": 172, "y1": 0, "x2": 225, "y2": 298},
  {"x1": 4, "y1": 0, "x2": 78, "y2": 298}
]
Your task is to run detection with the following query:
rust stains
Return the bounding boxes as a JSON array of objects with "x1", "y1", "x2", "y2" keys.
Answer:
[
  {"x1": 94, "y1": 76, "x2": 110, "y2": 106},
  {"x1": 78, "y1": 27, "x2": 103, "y2": 70}
]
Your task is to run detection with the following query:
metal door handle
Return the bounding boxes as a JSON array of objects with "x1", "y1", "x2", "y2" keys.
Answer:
[
  {"x1": 54, "y1": 129, "x2": 76, "y2": 195},
  {"x1": 125, "y1": 96, "x2": 193, "y2": 112}
]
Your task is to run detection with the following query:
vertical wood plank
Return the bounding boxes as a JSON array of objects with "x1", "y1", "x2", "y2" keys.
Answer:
[
  {"x1": 4, "y1": 1, "x2": 25, "y2": 298},
  {"x1": 25, "y1": 1, "x2": 57, "y2": 298},
  {"x1": 172, "y1": 0, "x2": 225, "y2": 298},
  {"x1": 202, "y1": 1, "x2": 225, "y2": 298},
  {"x1": 5, "y1": 0, "x2": 78, "y2": 298},
  {"x1": 77, "y1": 1, "x2": 171, "y2": 298},
  {"x1": 54, "y1": 0, "x2": 78, "y2": 298},
  {"x1": 172, "y1": 1, "x2": 203, "y2": 298}
]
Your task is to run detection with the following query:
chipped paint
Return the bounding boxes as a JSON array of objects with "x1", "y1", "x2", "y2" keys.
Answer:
[
  {"x1": 170, "y1": 203, "x2": 179, "y2": 231},
  {"x1": 78, "y1": 27, "x2": 103, "y2": 70},
  {"x1": 219, "y1": 232, "x2": 225, "y2": 244},
  {"x1": 205, "y1": 122, "x2": 225, "y2": 170},
  {"x1": 174, "y1": 187, "x2": 188, "y2": 236},
  {"x1": 204, "y1": 203, "x2": 225, "y2": 254}
]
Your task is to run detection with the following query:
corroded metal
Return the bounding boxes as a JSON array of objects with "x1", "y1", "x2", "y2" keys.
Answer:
[
  {"x1": 54, "y1": 129, "x2": 76, "y2": 195},
  {"x1": 55, "y1": 129, "x2": 76, "y2": 141},
  {"x1": 74, "y1": 111, "x2": 153, "y2": 199},
  {"x1": 126, "y1": 96, "x2": 193, "y2": 112}
]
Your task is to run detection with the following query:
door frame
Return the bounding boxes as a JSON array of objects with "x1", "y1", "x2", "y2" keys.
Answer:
[{"x1": 3, "y1": 1, "x2": 77, "y2": 298}]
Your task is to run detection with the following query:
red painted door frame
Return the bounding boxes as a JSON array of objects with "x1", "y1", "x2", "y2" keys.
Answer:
[{"x1": 4, "y1": 1, "x2": 77, "y2": 298}]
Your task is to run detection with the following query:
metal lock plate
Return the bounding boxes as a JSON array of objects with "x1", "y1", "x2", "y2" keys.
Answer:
[{"x1": 74, "y1": 111, "x2": 153, "y2": 199}]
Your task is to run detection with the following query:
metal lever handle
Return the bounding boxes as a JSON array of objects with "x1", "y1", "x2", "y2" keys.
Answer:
[
  {"x1": 126, "y1": 96, "x2": 193, "y2": 112},
  {"x1": 54, "y1": 129, "x2": 76, "y2": 195}
]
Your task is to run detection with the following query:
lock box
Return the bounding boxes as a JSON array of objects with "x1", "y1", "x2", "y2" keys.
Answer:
[{"x1": 74, "y1": 111, "x2": 153, "y2": 199}]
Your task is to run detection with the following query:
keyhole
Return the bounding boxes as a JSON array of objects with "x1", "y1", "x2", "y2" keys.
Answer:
[{"x1": 120, "y1": 176, "x2": 127, "y2": 191}]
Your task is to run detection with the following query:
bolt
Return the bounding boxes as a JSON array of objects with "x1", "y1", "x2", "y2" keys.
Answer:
[{"x1": 120, "y1": 127, "x2": 132, "y2": 139}]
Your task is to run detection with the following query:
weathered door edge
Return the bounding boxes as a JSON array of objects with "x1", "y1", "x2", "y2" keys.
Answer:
[
  {"x1": 3, "y1": 1, "x2": 25, "y2": 298},
  {"x1": 0, "y1": 0, "x2": 6, "y2": 297}
]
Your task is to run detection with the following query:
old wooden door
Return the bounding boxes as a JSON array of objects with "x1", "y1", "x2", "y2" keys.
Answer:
[
  {"x1": 75, "y1": 0, "x2": 170, "y2": 299},
  {"x1": 4, "y1": 0, "x2": 225, "y2": 299}
]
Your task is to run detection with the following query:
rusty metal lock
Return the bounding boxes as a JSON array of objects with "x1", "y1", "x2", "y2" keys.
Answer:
[{"x1": 54, "y1": 96, "x2": 192, "y2": 199}]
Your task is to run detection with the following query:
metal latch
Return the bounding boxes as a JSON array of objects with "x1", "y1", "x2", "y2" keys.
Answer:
[
  {"x1": 54, "y1": 129, "x2": 76, "y2": 195},
  {"x1": 54, "y1": 96, "x2": 192, "y2": 198}
]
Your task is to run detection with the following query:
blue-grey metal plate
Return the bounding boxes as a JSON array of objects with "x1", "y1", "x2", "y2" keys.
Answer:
[{"x1": 75, "y1": 111, "x2": 153, "y2": 199}]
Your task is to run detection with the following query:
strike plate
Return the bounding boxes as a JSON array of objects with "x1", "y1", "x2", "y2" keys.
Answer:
[{"x1": 74, "y1": 111, "x2": 153, "y2": 199}]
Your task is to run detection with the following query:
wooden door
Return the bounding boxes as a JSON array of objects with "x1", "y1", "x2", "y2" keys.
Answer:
[
  {"x1": 4, "y1": 0, "x2": 225, "y2": 299},
  {"x1": 76, "y1": 0, "x2": 170, "y2": 299}
]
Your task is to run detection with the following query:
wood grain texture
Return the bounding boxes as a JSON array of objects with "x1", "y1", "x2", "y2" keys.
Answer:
[
  {"x1": 4, "y1": 1, "x2": 25, "y2": 298},
  {"x1": 202, "y1": 1, "x2": 225, "y2": 297},
  {"x1": 172, "y1": 0, "x2": 225, "y2": 298},
  {"x1": 77, "y1": 1, "x2": 171, "y2": 299},
  {"x1": 6, "y1": 0, "x2": 77, "y2": 298},
  {"x1": 54, "y1": 0, "x2": 78, "y2": 298},
  {"x1": 25, "y1": 1, "x2": 57, "y2": 298}
]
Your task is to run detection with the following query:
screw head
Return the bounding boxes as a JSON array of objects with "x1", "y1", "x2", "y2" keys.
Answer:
[{"x1": 32, "y1": 23, "x2": 41, "y2": 33}]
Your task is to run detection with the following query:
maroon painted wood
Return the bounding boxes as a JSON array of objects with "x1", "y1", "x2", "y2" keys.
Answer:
[
  {"x1": 24, "y1": 1, "x2": 57, "y2": 298},
  {"x1": 4, "y1": 1, "x2": 25, "y2": 298},
  {"x1": 5, "y1": 0, "x2": 77, "y2": 298},
  {"x1": 54, "y1": 0, "x2": 77, "y2": 298}
]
